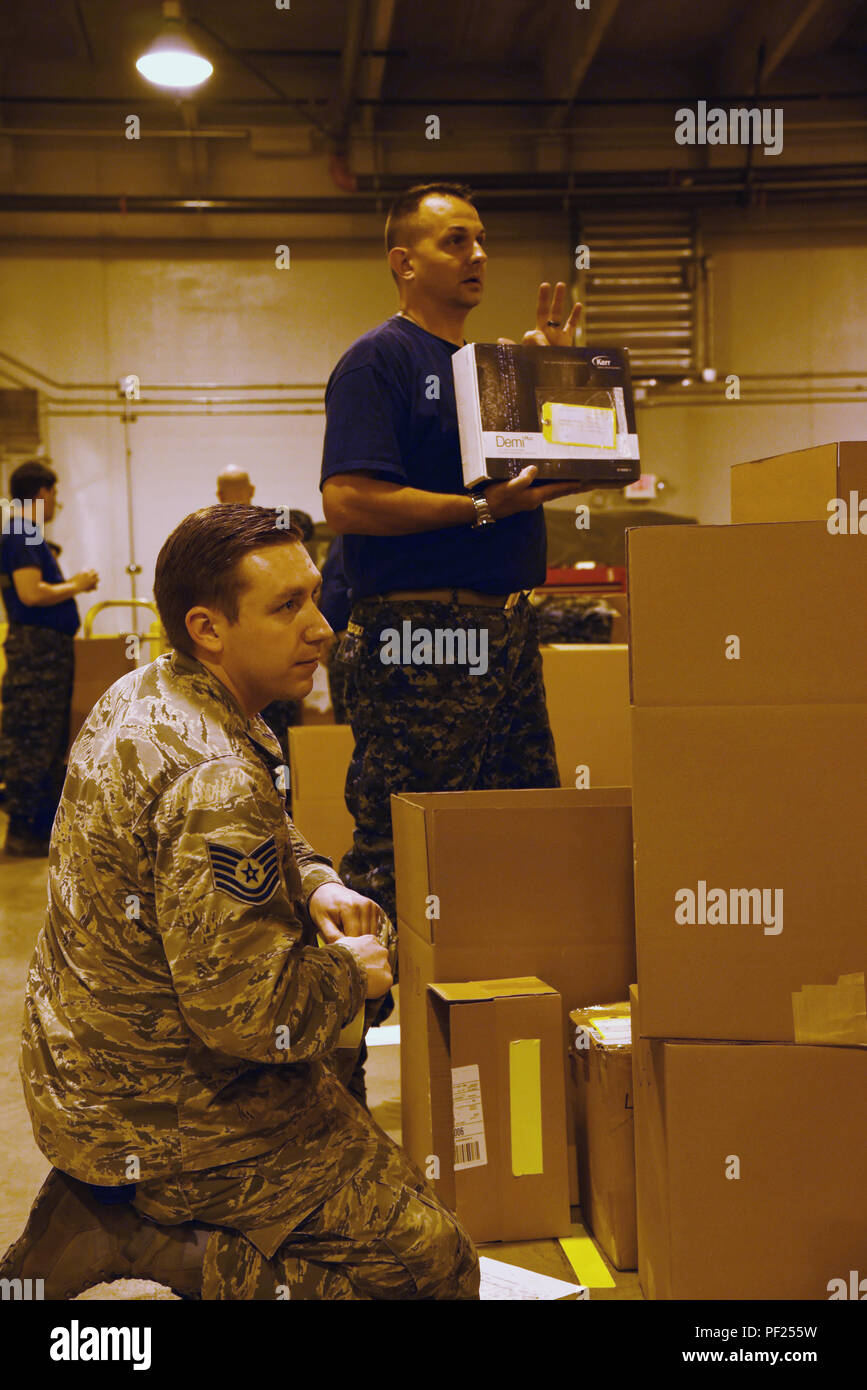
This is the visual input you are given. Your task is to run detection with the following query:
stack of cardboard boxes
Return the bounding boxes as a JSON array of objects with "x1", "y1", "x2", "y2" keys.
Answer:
[
  {"x1": 392, "y1": 787, "x2": 636, "y2": 1240},
  {"x1": 627, "y1": 442, "x2": 867, "y2": 1299}
]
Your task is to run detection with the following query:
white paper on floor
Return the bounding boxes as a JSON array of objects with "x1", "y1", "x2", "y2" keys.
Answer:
[
  {"x1": 478, "y1": 1256, "x2": 585, "y2": 1300},
  {"x1": 365, "y1": 1025, "x2": 400, "y2": 1047}
]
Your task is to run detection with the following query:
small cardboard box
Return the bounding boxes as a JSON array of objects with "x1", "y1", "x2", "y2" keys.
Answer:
[
  {"x1": 569, "y1": 1001, "x2": 636, "y2": 1270},
  {"x1": 626, "y1": 520, "x2": 867, "y2": 707},
  {"x1": 731, "y1": 441, "x2": 867, "y2": 524},
  {"x1": 394, "y1": 788, "x2": 636, "y2": 1198},
  {"x1": 69, "y1": 637, "x2": 137, "y2": 751},
  {"x1": 427, "y1": 978, "x2": 571, "y2": 1243},
  {"x1": 541, "y1": 644, "x2": 632, "y2": 788},
  {"x1": 630, "y1": 986, "x2": 867, "y2": 1301},
  {"x1": 631, "y1": 703, "x2": 867, "y2": 1042},
  {"x1": 287, "y1": 726, "x2": 355, "y2": 869}
]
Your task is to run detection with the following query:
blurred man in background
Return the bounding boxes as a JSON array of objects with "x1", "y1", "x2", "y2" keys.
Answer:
[
  {"x1": 216, "y1": 465, "x2": 255, "y2": 505},
  {"x1": 0, "y1": 460, "x2": 98, "y2": 856}
]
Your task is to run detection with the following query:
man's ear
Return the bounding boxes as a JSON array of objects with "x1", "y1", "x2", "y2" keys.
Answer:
[
  {"x1": 387, "y1": 246, "x2": 413, "y2": 283},
  {"x1": 186, "y1": 607, "x2": 222, "y2": 656}
]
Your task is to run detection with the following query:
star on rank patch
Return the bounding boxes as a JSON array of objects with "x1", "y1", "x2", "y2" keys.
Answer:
[{"x1": 206, "y1": 836, "x2": 280, "y2": 906}]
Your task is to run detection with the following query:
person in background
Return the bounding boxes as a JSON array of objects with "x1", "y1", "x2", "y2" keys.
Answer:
[
  {"x1": 0, "y1": 460, "x2": 98, "y2": 857},
  {"x1": 216, "y1": 466, "x2": 255, "y2": 505}
]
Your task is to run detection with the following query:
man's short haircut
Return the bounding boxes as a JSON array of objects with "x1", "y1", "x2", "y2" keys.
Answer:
[
  {"x1": 384, "y1": 181, "x2": 476, "y2": 280},
  {"x1": 9, "y1": 460, "x2": 58, "y2": 503},
  {"x1": 153, "y1": 504, "x2": 304, "y2": 658}
]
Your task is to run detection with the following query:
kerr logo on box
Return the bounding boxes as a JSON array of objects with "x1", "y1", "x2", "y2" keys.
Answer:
[{"x1": 674, "y1": 881, "x2": 783, "y2": 935}]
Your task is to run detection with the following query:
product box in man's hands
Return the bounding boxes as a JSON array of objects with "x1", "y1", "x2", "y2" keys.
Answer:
[
  {"x1": 427, "y1": 978, "x2": 571, "y2": 1243},
  {"x1": 453, "y1": 343, "x2": 640, "y2": 489}
]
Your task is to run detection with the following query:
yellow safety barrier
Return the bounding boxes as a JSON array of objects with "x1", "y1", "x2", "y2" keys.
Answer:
[{"x1": 82, "y1": 600, "x2": 168, "y2": 661}]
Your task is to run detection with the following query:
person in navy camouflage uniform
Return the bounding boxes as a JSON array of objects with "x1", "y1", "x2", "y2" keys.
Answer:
[
  {"x1": 321, "y1": 182, "x2": 591, "y2": 929},
  {"x1": 0, "y1": 460, "x2": 98, "y2": 857}
]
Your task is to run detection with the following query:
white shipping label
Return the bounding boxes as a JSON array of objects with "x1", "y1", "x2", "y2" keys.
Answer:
[
  {"x1": 451, "y1": 1063, "x2": 488, "y2": 1170},
  {"x1": 543, "y1": 401, "x2": 616, "y2": 448}
]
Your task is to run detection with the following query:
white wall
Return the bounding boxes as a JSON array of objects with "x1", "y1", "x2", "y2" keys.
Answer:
[{"x1": 2, "y1": 210, "x2": 866, "y2": 628}]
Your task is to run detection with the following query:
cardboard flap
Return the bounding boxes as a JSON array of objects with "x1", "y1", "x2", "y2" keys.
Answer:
[{"x1": 429, "y1": 977, "x2": 557, "y2": 1003}]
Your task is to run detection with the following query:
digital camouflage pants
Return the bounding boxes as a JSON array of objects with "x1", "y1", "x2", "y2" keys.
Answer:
[
  {"x1": 0, "y1": 624, "x2": 74, "y2": 834},
  {"x1": 325, "y1": 630, "x2": 352, "y2": 725},
  {"x1": 337, "y1": 594, "x2": 560, "y2": 928},
  {"x1": 133, "y1": 1106, "x2": 480, "y2": 1300}
]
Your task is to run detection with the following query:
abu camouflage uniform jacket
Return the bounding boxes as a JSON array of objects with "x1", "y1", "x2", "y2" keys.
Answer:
[{"x1": 20, "y1": 649, "x2": 367, "y2": 1188}]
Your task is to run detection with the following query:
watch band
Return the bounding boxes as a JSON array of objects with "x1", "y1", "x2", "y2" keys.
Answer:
[{"x1": 469, "y1": 491, "x2": 495, "y2": 528}]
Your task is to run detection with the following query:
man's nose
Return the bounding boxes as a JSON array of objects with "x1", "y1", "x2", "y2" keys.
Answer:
[{"x1": 307, "y1": 609, "x2": 333, "y2": 643}]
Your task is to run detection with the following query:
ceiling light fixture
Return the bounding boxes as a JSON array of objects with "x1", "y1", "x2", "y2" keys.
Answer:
[{"x1": 136, "y1": 1, "x2": 213, "y2": 90}]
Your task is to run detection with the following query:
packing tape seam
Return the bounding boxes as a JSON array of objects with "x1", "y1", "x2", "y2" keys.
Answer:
[{"x1": 791, "y1": 971, "x2": 867, "y2": 1046}]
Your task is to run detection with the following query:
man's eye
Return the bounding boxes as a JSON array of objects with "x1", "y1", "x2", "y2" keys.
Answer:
[{"x1": 283, "y1": 598, "x2": 301, "y2": 612}]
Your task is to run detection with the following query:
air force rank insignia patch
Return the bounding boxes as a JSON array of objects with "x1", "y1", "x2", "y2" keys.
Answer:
[{"x1": 206, "y1": 836, "x2": 280, "y2": 906}]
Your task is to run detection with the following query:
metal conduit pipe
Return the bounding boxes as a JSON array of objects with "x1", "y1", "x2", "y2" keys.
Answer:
[{"x1": 1, "y1": 166, "x2": 867, "y2": 215}]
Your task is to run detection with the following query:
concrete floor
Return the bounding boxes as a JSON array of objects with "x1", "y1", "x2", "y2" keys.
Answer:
[{"x1": 0, "y1": 808, "x2": 641, "y2": 1301}]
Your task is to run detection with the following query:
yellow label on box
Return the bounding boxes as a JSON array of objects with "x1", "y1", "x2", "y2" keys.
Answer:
[
  {"x1": 541, "y1": 401, "x2": 616, "y2": 449},
  {"x1": 509, "y1": 1038, "x2": 543, "y2": 1175}
]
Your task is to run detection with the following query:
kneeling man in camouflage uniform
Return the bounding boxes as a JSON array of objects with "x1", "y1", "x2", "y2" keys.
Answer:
[{"x1": 4, "y1": 505, "x2": 478, "y2": 1300}]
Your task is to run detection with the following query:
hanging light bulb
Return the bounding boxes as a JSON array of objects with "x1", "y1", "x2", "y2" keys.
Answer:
[{"x1": 136, "y1": 1, "x2": 213, "y2": 90}]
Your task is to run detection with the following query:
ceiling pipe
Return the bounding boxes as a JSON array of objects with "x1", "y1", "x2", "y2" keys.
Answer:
[
  {"x1": 2, "y1": 167, "x2": 866, "y2": 216},
  {"x1": 328, "y1": 0, "x2": 372, "y2": 193}
]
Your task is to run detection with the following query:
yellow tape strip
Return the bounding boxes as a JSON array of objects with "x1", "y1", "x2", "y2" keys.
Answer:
[
  {"x1": 792, "y1": 972, "x2": 867, "y2": 1046},
  {"x1": 559, "y1": 1235, "x2": 615, "y2": 1289},
  {"x1": 509, "y1": 1039, "x2": 543, "y2": 1176}
]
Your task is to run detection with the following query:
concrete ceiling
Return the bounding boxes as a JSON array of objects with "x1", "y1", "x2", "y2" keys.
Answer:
[
  {"x1": 1, "y1": 0, "x2": 864, "y2": 120},
  {"x1": 0, "y1": 0, "x2": 865, "y2": 231}
]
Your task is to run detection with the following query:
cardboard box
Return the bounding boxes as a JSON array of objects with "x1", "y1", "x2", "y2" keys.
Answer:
[
  {"x1": 731, "y1": 441, "x2": 867, "y2": 524},
  {"x1": 602, "y1": 593, "x2": 629, "y2": 645},
  {"x1": 69, "y1": 637, "x2": 137, "y2": 751},
  {"x1": 626, "y1": 521, "x2": 867, "y2": 707},
  {"x1": 427, "y1": 978, "x2": 571, "y2": 1242},
  {"x1": 569, "y1": 1001, "x2": 636, "y2": 1270},
  {"x1": 630, "y1": 986, "x2": 867, "y2": 1301},
  {"x1": 287, "y1": 726, "x2": 355, "y2": 869},
  {"x1": 631, "y1": 703, "x2": 867, "y2": 1042},
  {"x1": 541, "y1": 644, "x2": 632, "y2": 788},
  {"x1": 394, "y1": 788, "x2": 636, "y2": 1196}
]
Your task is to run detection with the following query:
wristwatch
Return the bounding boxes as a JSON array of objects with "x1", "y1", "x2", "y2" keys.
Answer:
[{"x1": 469, "y1": 490, "x2": 495, "y2": 528}]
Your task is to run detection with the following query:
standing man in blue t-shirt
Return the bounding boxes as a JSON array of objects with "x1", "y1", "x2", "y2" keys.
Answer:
[
  {"x1": 320, "y1": 183, "x2": 590, "y2": 1086},
  {"x1": 0, "y1": 460, "x2": 98, "y2": 856}
]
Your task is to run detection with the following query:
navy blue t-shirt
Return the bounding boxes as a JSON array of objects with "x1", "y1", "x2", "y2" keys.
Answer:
[
  {"x1": 319, "y1": 536, "x2": 352, "y2": 632},
  {"x1": 320, "y1": 315, "x2": 547, "y2": 598},
  {"x1": 0, "y1": 527, "x2": 81, "y2": 635}
]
